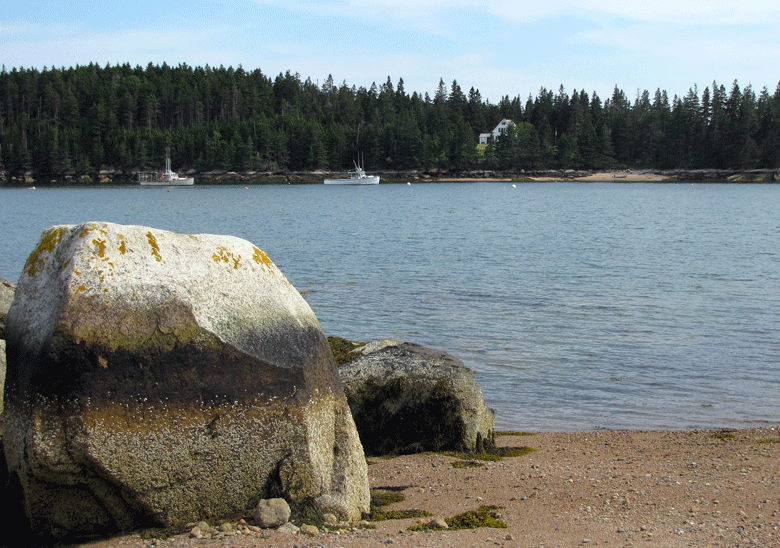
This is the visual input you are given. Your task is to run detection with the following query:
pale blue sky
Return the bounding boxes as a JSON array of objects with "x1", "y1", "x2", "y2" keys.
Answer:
[{"x1": 3, "y1": 0, "x2": 779, "y2": 103}]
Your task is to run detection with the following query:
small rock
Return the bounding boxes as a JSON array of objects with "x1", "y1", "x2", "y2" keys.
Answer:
[
  {"x1": 323, "y1": 513, "x2": 339, "y2": 527},
  {"x1": 300, "y1": 524, "x2": 319, "y2": 536},
  {"x1": 255, "y1": 498, "x2": 291, "y2": 528},
  {"x1": 190, "y1": 521, "x2": 218, "y2": 539},
  {"x1": 276, "y1": 522, "x2": 300, "y2": 534}
]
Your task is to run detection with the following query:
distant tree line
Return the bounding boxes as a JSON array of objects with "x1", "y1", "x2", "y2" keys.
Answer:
[{"x1": 1, "y1": 62, "x2": 779, "y2": 180}]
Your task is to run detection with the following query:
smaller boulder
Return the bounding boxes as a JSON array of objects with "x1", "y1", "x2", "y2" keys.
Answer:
[
  {"x1": 340, "y1": 341, "x2": 496, "y2": 455},
  {"x1": 254, "y1": 498, "x2": 291, "y2": 529}
]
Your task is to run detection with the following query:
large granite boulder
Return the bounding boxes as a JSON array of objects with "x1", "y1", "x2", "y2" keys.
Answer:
[
  {"x1": 339, "y1": 340, "x2": 496, "y2": 455},
  {"x1": 0, "y1": 277, "x2": 14, "y2": 339},
  {"x1": 4, "y1": 222, "x2": 369, "y2": 540},
  {"x1": 0, "y1": 339, "x2": 5, "y2": 416},
  {"x1": 0, "y1": 278, "x2": 13, "y2": 418}
]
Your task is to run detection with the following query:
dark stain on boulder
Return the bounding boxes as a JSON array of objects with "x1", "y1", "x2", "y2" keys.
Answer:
[{"x1": 349, "y1": 375, "x2": 466, "y2": 455}]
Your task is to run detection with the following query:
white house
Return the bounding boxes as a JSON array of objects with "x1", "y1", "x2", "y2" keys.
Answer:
[{"x1": 479, "y1": 119, "x2": 515, "y2": 144}]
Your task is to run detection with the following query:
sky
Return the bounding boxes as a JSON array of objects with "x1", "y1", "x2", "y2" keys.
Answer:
[{"x1": 2, "y1": 0, "x2": 779, "y2": 104}]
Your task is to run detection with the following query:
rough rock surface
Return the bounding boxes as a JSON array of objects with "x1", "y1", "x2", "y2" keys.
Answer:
[
  {"x1": 0, "y1": 339, "x2": 5, "y2": 416},
  {"x1": 0, "y1": 278, "x2": 13, "y2": 419},
  {"x1": 339, "y1": 341, "x2": 495, "y2": 455},
  {"x1": 3, "y1": 222, "x2": 369, "y2": 540},
  {"x1": 0, "y1": 277, "x2": 14, "y2": 339}
]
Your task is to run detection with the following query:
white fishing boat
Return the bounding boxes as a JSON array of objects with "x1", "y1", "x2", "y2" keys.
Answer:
[
  {"x1": 139, "y1": 148, "x2": 194, "y2": 186},
  {"x1": 324, "y1": 159, "x2": 379, "y2": 185}
]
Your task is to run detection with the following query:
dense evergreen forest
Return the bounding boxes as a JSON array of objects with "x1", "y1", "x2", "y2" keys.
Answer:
[{"x1": 1, "y1": 62, "x2": 779, "y2": 181}]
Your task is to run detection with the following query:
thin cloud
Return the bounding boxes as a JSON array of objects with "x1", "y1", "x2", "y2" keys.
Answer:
[
  {"x1": 2, "y1": 0, "x2": 779, "y2": 105},
  {"x1": 246, "y1": 0, "x2": 780, "y2": 26}
]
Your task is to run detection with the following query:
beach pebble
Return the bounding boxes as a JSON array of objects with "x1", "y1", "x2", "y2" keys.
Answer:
[{"x1": 300, "y1": 524, "x2": 319, "y2": 536}]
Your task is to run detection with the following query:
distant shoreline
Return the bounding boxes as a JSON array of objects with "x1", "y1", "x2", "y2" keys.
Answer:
[{"x1": 2, "y1": 168, "x2": 779, "y2": 186}]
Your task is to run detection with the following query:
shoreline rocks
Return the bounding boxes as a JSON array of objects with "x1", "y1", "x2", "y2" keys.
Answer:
[{"x1": 3, "y1": 168, "x2": 780, "y2": 186}]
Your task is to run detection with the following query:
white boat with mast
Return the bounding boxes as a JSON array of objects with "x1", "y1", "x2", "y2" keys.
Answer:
[
  {"x1": 138, "y1": 147, "x2": 194, "y2": 186},
  {"x1": 324, "y1": 154, "x2": 379, "y2": 185}
]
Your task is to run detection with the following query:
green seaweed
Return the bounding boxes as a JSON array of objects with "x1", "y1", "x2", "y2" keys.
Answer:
[
  {"x1": 371, "y1": 489, "x2": 405, "y2": 508},
  {"x1": 327, "y1": 336, "x2": 365, "y2": 367},
  {"x1": 712, "y1": 432, "x2": 737, "y2": 440},
  {"x1": 368, "y1": 489, "x2": 431, "y2": 522},
  {"x1": 408, "y1": 505, "x2": 507, "y2": 531},
  {"x1": 290, "y1": 497, "x2": 326, "y2": 527},
  {"x1": 446, "y1": 505, "x2": 506, "y2": 530},
  {"x1": 379, "y1": 509, "x2": 433, "y2": 521},
  {"x1": 451, "y1": 460, "x2": 485, "y2": 469},
  {"x1": 443, "y1": 430, "x2": 536, "y2": 464}
]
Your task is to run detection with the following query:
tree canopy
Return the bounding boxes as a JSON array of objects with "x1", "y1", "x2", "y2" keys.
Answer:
[{"x1": 1, "y1": 63, "x2": 779, "y2": 180}]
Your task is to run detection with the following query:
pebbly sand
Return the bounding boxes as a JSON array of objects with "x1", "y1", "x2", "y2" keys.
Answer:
[
  {"x1": 80, "y1": 427, "x2": 780, "y2": 548},
  {"x1": 436, "y1": 171, "x2": 674, "y2": 183},
  {"x1": 531, "y1": 172, "x2": 672, "y2": 182}
]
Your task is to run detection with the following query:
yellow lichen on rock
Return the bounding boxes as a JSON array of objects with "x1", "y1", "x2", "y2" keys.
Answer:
[
  {"x1": 212, "y1": 246, "x2": 241, "y2": 269},
  {"x1": 23, "y1": 226, "x2": 69, "y2": 277},
  {"x1": 252, "y1": 246, "x2": 273, "y2": 268},
  {"x1": 146, "y1": 231, "x2": 162, "y2": 262},
  {"x1": 93, "y1": 238, "x2": 107, "y2": 258}
]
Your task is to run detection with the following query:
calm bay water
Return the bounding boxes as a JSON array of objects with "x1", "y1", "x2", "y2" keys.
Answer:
[{"x1": 1, "y1": 182, "x2": 779, "y2": 431}]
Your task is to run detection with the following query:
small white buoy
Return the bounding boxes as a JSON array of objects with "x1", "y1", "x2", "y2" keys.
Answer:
[
  {"x1": 407, "y1": 182, "x2": 411, "y2": 185},
  {"x1": 512, "y1": 184, "x2": 516, "y2": 188}
]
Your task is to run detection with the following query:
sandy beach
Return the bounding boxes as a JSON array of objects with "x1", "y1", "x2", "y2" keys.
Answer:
[
  {"x1": 530, "y1": 171, "x2": 673, "y2": 183},
  {"x1": 435, "y1": 171, "x2": 674, "y2": 183},
  {"x1": 568, "y1": 171, "x2": 673, "y2": 182},
  {"x1": 79, "y1": 427, "x2": 780, "y2": 548}
]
